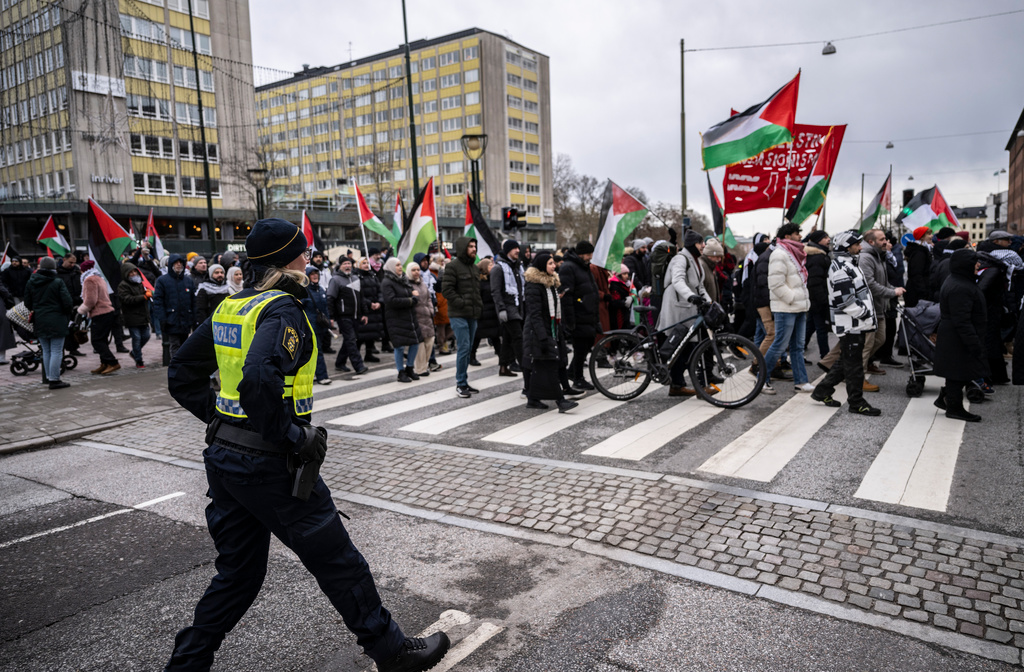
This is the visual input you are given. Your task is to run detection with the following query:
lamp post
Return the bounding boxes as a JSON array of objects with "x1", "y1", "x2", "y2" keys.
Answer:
[
  {"x1": 460, "y1": 133, "x2": 488, "y2": 210},
  {"x1": 247, "y1": 168, "x2": 268, "y2": 220}
]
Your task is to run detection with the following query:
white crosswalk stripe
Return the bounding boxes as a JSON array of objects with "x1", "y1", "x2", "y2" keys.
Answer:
[
  {"x1": 583, "y1": 396, "x2": 724, "y2": 461},
  {"x1": 854, "y1": 380, "x2": 969, "y2": 511},
  {"x1": 400, "y1": 389, "x2": 525, "y2": 435},
  {"x1": 313, "y1": 354, "x2": 498, "y2": 396},
  {"x1": 697, "y1": 375, "x2": 847, "y2": 482},
  {"x1": 327, "y1": 374, "x2": 513, "y2": 427}
]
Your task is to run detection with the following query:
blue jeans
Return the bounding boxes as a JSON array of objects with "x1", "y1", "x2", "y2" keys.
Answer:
[
  {"x1": 449, "y1": 317, "x2": 477, "y2": 387},
  {"x1": 129, "y1": 325, "x2": 150, "y2": 366},
  {"x1": 764, "y1": 312, "x2": 808, "y2": 385},
  {"x1": 39, "y1": 336, "x2": 64, "y2": 381},
  {"x1": 393, "y1": 344, "x2": 418, "y2": 370}
]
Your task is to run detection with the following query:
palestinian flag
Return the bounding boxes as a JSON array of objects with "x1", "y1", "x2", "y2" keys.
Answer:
[
  {"x1": 391, "y1": 192, "x2": 404, "y2": 251},
  {"x1": 0, "y1": 242, "x2": 17, "y2": 268},
  {"x1": 144, "y1": 209, "x2": 166, "y2": 259},
  {"x1": 858, "y1": 172, "x2": 892, "y2": 233},
  {"x1": 896, "y1": 185, "x2": 961, "y2": 232},
  {"x1": 396, "y1": 177, "x2": 437, "y2": 263},
  {"x1": 593, "y1": 180, "x2": 650, "y2": 273},
  {"x1": 701, "y1": 72, "x2": 800, "y2": 170},
  {"x1": 300, "y1": 210, "x2": 325, "y2": 253},
  {"x1": 36, "y1": 215, "x2": 70, "y2": 256},
  {"x1": 707, "y1": 174, "x2": 738, "y2": 248},
  {"x1": 355, "y1": 187, "x2": 400, "y2": 249},
  {"x1": 87, "y1": 198, "x2": 133, "y2": 293},
  {"x1": 785, "y1": 124, "x2": 846, "y2": 226},
  {"x1": 465, "y1": 194, "x2": 502, "y2": 261}
]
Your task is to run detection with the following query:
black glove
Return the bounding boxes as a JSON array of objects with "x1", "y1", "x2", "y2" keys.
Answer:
[
  {"x1": 296, "y1": 424, "x2": 328, "y2": 464},
  {"x1": 687, "y1": 295, "x2": 708, "y2": 306}
]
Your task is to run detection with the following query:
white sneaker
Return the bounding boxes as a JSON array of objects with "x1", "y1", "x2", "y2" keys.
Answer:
[
  {"x1": 761, "y1": 381, "x2": 777, "y2": 395},
  {"x1": 794, "y1": 383, "x2": 815, "y2": 393}
]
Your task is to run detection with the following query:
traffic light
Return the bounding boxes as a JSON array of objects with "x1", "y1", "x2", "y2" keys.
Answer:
[{"x1": 501, "y1": 207, "x2": 520, "y2": 232}]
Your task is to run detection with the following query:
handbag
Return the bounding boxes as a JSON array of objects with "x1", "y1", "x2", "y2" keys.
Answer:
[
  {"x1": 6, "y1": 302, "x2": 33, "y2": 334},
  {"x1": 71, "y1": 312, "x2": 90, "y2": 344}
]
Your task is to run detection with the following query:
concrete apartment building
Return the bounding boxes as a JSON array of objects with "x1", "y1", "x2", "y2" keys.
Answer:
[
  {"x1": 1007, "y1": 109, "x2": 1023, "y2": 233},
  {"x1": 254, "y1": 28, "x2": 556, "y2": 251},
  {"x1": 0, "y1": 0, "x2": 257, "y2": 255}
]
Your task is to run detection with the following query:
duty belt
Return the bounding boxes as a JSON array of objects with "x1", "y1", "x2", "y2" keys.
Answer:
[{"x1": 206, "y1": 418, "x2": 291, "y2": 457}]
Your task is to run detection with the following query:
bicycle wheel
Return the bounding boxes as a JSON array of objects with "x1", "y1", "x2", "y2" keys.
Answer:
[
  {"x1": 687, "y1": 333, "x2": 766, "y2": 408},
  {"x1": 590, "y1": 333, "x2": 653, "y2": 401}
]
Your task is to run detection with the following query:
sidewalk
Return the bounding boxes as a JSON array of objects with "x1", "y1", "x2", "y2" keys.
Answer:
[{"x1": 82, "y1": 410, "x2": 1024, "y2": 666}]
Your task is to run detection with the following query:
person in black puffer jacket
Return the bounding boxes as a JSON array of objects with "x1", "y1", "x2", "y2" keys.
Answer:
[
  {"x1": 930, "y1": 236, "x2": 967, "y2": 299},
  {"x1": 195, "y1": 264, "x2": 231, "y2": 325},
  {"x1": 903, "y1": 227, "x2": 933, "y2": 307},
  {"x1": 355, "y1": 257, "x2": 384, "y2": 363},
  {"x1": 753, "y1": 241, "x2": 775, "y2": 356},
  {"x1": 803, "y1": 231, "x2": 832, "y2": 360},
  {"x1": 380, "y1": 257, "x2": 422, "y2": 383},
  {"x1": 472, "y1": 258, "x2": 501, "y2": 365},
  {"x1": 976, "y1": 251, "x2": 1008, "y2": 385},
  {"x1": 933, "y1": 248, "x2": 988, "y2": 422},
  {"x1": 117, "y1": 261, "x2": 153, "y2": 368},
  {"x1": 558, "y1": 242, "x2": 601, "y2": 388}
]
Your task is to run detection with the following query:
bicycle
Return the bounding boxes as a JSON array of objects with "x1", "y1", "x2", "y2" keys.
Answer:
[{"x1": 588, "y1": 297, "x2": 767, "y2": 408}]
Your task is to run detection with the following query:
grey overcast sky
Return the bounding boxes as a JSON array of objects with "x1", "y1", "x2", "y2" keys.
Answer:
[{"x1": 249, "y1": 0, "x2": 1024, "y2": 237}]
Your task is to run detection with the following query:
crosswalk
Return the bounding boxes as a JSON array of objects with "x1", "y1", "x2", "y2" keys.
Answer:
[{"x1": 312, "y1": 357, "x2": 990, "y2": 515}]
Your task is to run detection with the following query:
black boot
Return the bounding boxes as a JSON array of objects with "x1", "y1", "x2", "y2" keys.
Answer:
[
  {"x1": 397, "y1": 369, "x2": 412, "y2": 383},
  {"x1": 945, "y1": 406, "x2": 981, "y2": 422},
  {"x1": 934, "y1": 387, "x2": 947, "y2": 410},
  {"x1": 377, "y1": 632, "x2": 451, "y2": 672},
  {"x1": 556, "y1": 399, "x2": 579, "y2": 413},
  {"x1": 405, "y1": 366, "x2": 420, "y2": 381}
]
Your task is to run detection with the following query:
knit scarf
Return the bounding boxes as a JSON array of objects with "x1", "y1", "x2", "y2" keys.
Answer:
[
  {"x1": 545, "y1": 283, "x2": 561, "y2": 338},
  {"x1": 778, "y1": 238, "x2": 808, "y2": 282}
]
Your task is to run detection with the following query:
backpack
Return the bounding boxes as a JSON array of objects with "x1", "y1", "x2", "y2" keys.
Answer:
[{"x1": 649, "y1": 241, "x2": 677, "y2": 299}]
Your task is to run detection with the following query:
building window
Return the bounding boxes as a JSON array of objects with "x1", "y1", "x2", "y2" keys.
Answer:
[
  {"x1": 527, "y1": 204, "x2": 540, "y2": 216},
  {"x1": 464, "y1": 69, "x2": 479, "y2": 85},
  {"x1": 133, "y1": 173, "x2": 176, "y2": 195},
  {"x1": 523, "y1": 78, "x2": 538, "y2": 93},
  {"x1": 421, "y1": 121, "x2": 438, "y2": 135},
  {"x1": 442, "y1": 140, "x2": 461, "y2": 154},
  {"x1": 508, "y1": 117, "x2": 523, "y2": 130},
  {"x1": 510, "y1": 182, "x2": 524, "y2": 193},
  {"x1": 441, "y1": 117, "x2": 461, "y2": 132},
  {"x1": 465, "y1": 114, "x2": 481, "y2": 128},
  {"x1": 440, "y1": 73, "x2": 460, "y2": 89},
  {"x1": 168, "y1": 26, "x2": 211, "y2": 54},
  {"x1": 440, "y1": 95, "x2": 460, "y2": 110},
  {"x1": 389, "y1": 65, "x2": 403, "y2": 78},
  {"x1": 312, "y1": 84, "x2": 327, "y2": 97},
  {"x1": 526, "y1": 183, "x2": 540, "y2": 194},
  {"x1": 421, "y1": 143, "x2": 439, "y2": 156},
  {"x1": 444, "y1": 160, "x2": 463, "y2": 175},
  {"x1": 127, "y1": 94, "x2": 171, "y2": 120},
  {"x1": 421, "y1": 79, "x2": 436, "y2": 92},
  {"x1": 523, "y1": 58, "x2": 538, "y2": 72},
  {"x1": 419, "y1": 56, "x2": 436, "y2": 71},
  {"x1": 525, "y1": 121, "x2": 539, "y2": 134},
  {"x1": 179, "y1": 140, "x2": 218, "y2": 162},
  {"x1": 525, "y1": 142, "x2": 539, "y2": 154},
  {"x1": 509, "y1": 160, "x2": 524, "y2": 172},
  {"x1": 123, "y1": 56, "x2": 168, "y2": 83},
  {"x1": 422, "y1": 100, "x2": 437, "y2": 114},
  {"x1": 175, "y1": 102, "x2": 216, "y2": 126},
  {"x1": 130, "y1": 134, "x2": 174, "y2": 158},
  {"x1": 173, "y1": 65, "x2": 215, "y2": 92},
  {"x1": 506, "y1": 52, "x2": 521, "y2": 66},
  {"x1": 509, "y1": 138, "x2": 523, "y2": 151},
  {"x1": 524, "y1": 100, "x2": 539, "y2": 113},
  {"x1": 167, "y1": 0, "x2": 209, "y2": 19},
  {"x1": 463, "y1": 46, "x2": 479, "y2": 61},
  {"x1": 506, "y1": 73, "x2": 522, "y2": 87},
  {"x1": 438, "y1": 51, "x2": 460, "y2": 66},
  {"x1": 444, "y1": 183, "x2": 465, "y2": 196},
  {"x1": 525, "y1": 163, "x2": 540, "y2": 174},
  {"x1": 181, "y1": 176, "x2": 221, "y2": 198},
  {"x1": 507, "y1": 95, "x2": 522, "y2": 109}
]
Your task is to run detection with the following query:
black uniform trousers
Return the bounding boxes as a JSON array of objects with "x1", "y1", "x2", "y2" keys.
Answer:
[
  {"x1": 166, "y1": 444, "x2": 404, "y2": 671},
  {"x1": 499, "y1": 318, "x2": 523, "y2": 367},
  {"x1": 813, "y1": 332, "x2": 866, "y2": 408}
]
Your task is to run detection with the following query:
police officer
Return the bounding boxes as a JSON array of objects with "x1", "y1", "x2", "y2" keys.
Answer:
[{"x1": 165, "y1": 219, "x2": 449, "y2": 671}]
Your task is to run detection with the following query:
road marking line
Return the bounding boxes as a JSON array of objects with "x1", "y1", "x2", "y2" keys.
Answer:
[
  {"x1": 327, "y1": 374, "x2": 511, "y2": 427},
  {"x1": 0, "y1": 492, "x2": 186, "y2": 549},
  {"x1": 855, "y1": 381, "x2": 967, "y2": 512},
  {"x1": 314, "y1": 355, "x2": 498, "y2": 397},
  {"x1": 361, "y1": 610, "x2": 475, "y2": 672},
  {"x1": 583, "y1": 396, "x2": 724, "y2": 460},
  {"x1": 482, "y1": 384, "x2": 659, "y2": 446},
  {"x1": 698, "y1": 375, "x2": 845, "y2": 482},
  {"x1": 400, "y1": 390, "x2": 524, "y2": 435},
  {"x1": 433, "y1": 622, "x2": 504, "y2": 672}
]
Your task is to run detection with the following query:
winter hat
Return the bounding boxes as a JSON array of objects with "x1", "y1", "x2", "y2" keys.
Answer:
[
  {"x1": 531, "y1": 252, "x2": 552, "y2": 271},
  {"x1": 246, "y1": 218, "x2": 307, "y2": 268},
  {"x1": 631, "y1": 238, "x2": 646, "y2": 250},
  {"x1": 220, "y1": 250, "x2": 238, "y2": 267},
  {"x1": 502, "y1": 239, "x2": 520, "y2": 255},
  {"x1": 935, "y1": 226, "x2": 956, "y2": 240},
  {"x1": 642, "y1": 237, "x2": 654, "y2": 247},
  {"x1": 186, "y1": 252, "x2": 198, "y2": 262},
  {"x1": 575, "y1": 240, "x2": 595, "y2": 255},
  {"x1": 703, "y1": 239, "x2": 724, "y2": 257},
  {"x1": 946, "y1": 237, "x2": 968, "y2": 251},
  {"x1": 80, "y1": 260, "x2": 95, "y2": 271},
  {"x1": 990, "y1": 230, "x2": 1012, "y2": 241},
  {"x1": 954, "y1": 230, "x2": 970, "y2": 242},
  {"x1": 39, "y1": 256, "x2": 56, "y2": 270},
  {"x1": 368, "y1": 246, "x2": 380, "y2": 256},
  {"x1": 913, "y1": 226, "x2": 931, "y2": 240},
  {"x1": 807, "y1": 230, "x2": 829, "y2": 245},
  {"x1": 832, "y1": 230, "x2": 863, "y2": 251},
  {"x1": 683, "y1": 229, "x2": 703, "y2": 247},
  {"x1": 208, "y1": 263, "x2": 224, "y2": 276},
  {"x1": 619, "y1": 264, "x2": 630, "y2": 275}
]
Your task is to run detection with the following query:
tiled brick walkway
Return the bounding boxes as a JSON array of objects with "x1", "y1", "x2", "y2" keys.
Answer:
[{"x1": 85, "y1": 411, "x2": 1024, "y2": 665}]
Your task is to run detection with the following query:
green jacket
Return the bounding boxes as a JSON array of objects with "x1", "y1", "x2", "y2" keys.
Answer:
[
  {"x1": 440, "y1": 236, "x2": 482, "y2": 319},
  {"x1": 23, "y1": 269, "x2": 73, "y2": 339}
]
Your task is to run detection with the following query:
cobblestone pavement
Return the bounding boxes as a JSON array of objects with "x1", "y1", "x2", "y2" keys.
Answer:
[{"x1": 86, "y1": 410, "x2": 1024, "y2": 665}]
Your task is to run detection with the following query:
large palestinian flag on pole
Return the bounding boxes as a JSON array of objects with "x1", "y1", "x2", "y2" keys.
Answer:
[
  {"x1": 355, "y1": 186, "x2": 400, "y2": 249},
  {"x1": 391, "y1": 192, "x2": 404, "y2": 251},
  {"x1": 593, "y1": 180, "x2": 650, "y2": 273},
  {"x1": 144, "y1": 209, "x2": 166, "y2": 259},
  {"x1": 707, "y1": 174, "x2": 738, "y2": 248},
  {"x1": 87, "y1": 198, "x2": 134, "y2": 293},
  {"x1": 300, "y1": 210, "x2": 325, "y2": 253},
  {"x1": 785, "y1": 124, "x2": 846, "y2": 226},
  {"x1": 896, "y1": 185, "x2": 961, "y2": 232},
  {"x1": 858, "y1": 172, "x2": 892, "y2": 233},
  {"x1": 701, "y1": 72, "x2": 800, "y2": 170},
  {"x1": 465, "y1": 194, "x2": 502, "y2": 261},
  {"x1": 396, "y1": 177, "x2": 437, "y2": 263},
  {"x1": 36, "y1": 215, "x2": 70, "y2": 256}
]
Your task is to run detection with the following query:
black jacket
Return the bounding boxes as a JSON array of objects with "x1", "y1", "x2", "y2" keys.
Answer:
[
  {"x1": 195, "y1": 279, "x2": 231, "y2": 325},
  {"x1": 116, "y1": 262, "x2": 152, "y2": 328},
  {"x1": 558, "y1": 251, "x2": 600, "y2": 339},
  {"x1": 489, "y1": 254, "x2": 524, "y2": 322},
  {"x1": 933, "y1": 250, "x2": 989, "y2": 382},
  {"x1": 152, "y1": 254, "x2": 196, "y2": 335},
  {"x1": 326, "y1": 269, "x2": 361, "y2": 320},
  {"x1": 803, "y1": 242, "x2": 831, "y2": 311},
  {"x1": 1, "y1": 264, "x2": 30, "y2": 298},
  {"x1": 381, "y1": 271, "x2": 422, "y2": 347},
  {"x1": 753, "y1": 245, "x2": 773, "y2": 309},
  {"x1": 623, "y1": 250, "x2": 650, "y2": 289},
  {"x1": 355, "y1": 268, "x2": 384, "y2": 342},
  {"x1": 476, "y1": 273, "x2": 501, "y2": 340},
  {"x1": 522, "y1": 266, "x2": 567, "y2": 373},
  {"x1": 56, "y1": 263, "x2": 82, "y2": 305},
  {"x1": 22, "y1": 269, "x2": 72, "y2": 339},
  {"x1": 903, "y1": 242, "x2": 932, "y2": 307},
  {"x1": 440, "y1": 236, "x2": 482, "y2": 319}
]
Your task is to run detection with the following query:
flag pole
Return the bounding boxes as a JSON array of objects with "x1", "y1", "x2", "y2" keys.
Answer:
[
  {"x1": 358, "y1": 219, "x2": 370, "y2": 259},
  {"x1": 888, "y1": 165, "x2": 893, "y2": 233},
  {"x1": 780, "y1": 142, "x2": 796, "y2": 225}
]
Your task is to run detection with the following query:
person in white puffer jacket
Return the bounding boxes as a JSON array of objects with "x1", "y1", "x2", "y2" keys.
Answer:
[{"x1": 762, "y1": 222, "x2": 811, "y2": 394}]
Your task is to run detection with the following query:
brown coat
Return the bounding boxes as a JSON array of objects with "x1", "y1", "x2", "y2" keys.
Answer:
[
  {"x1": 590, "y1": 264, "x2": 611, "y2": 335},
  {"x1": 432, "y1": 270, "x2": 449, "y2": 325}
]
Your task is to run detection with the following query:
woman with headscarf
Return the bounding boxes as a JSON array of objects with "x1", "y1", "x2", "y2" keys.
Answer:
[
  {"x1": 380, "y1": 257, "x2": 422, "y2": 383},
  {"x1": 522, "y1": 253, "x2": 578, "y2": 413},
  {"x1": 406, "y1": 261, "x2": 436, "y2": 378},
  {"x1": 225, "y1": 266, "x2": 244, "y2": 295},
  {"x1": 607, "y1": 264, "x2": 634, "y2": 331}
]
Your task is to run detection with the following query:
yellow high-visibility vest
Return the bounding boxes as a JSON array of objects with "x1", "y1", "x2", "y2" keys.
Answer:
[{"x1": 211, "y1": 289, "x2": 316, "y2": 420}]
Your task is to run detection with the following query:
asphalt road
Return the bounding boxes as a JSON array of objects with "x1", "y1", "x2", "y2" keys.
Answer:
[{"x1": 0, "y1": 444, "x2": 1017, "y2": 671}]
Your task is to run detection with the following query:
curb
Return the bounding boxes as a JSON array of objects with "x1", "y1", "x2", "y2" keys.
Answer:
[{"x1": 0, "y1": 409, "x2": 179, "y2": 456}]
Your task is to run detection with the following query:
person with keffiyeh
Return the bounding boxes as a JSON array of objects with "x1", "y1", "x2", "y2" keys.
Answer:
[{"x1": 761, "y1": 223, "x2": 813, "y2": 395}]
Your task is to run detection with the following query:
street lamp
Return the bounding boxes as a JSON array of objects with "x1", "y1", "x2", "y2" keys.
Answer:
[
  {"x1": 996, "y1": 167, "x2": 1007, "y2": 193},
  {"x1": 460, "y1": 133, "x2": 488, "y2": 211},
  {"x1": 885, "y1": 141, "x2": 894, "y2": 149},
  {"x1": 247, "y1": 167, "x2": 268, "y2": 220},
  {"x1": 822, "y1": 42, "x2": 836, "y2": 55}
]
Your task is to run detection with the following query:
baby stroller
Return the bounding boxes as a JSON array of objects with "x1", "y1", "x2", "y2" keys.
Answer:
[
  {"x1": 897, "y1": 301, "x2": 985, "y2": 402},
  {"x1": 7, "y1": 312, "x2": 78, "y2": 377}
]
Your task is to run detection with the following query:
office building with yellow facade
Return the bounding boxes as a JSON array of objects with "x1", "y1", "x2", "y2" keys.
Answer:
[
  {"x1": 0, "y1": 0, "x2": 257, "y2": 255},
  {"x1": 254, "y1": 28, "x2": 555, "y2": 251}
]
